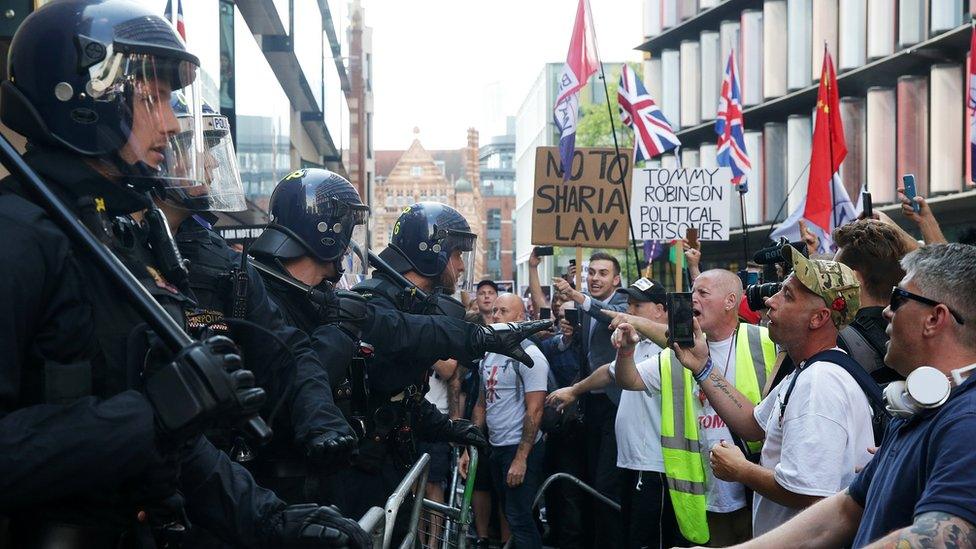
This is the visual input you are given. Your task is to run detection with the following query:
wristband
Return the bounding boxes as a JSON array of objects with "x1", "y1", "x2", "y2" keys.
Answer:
[
  {"x1": 693, "y1": 358, "x2": 714, "y2": 383},
  {"x1": 618, "y1": 347, "x2": 635, "y2": 359}
]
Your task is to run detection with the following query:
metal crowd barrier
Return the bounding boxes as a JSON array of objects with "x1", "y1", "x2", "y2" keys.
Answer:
[
  {"x1": 500, "y1": 472, "x2": 621, "y2": 549},
  {"x1": 357, "y1": 446, "x2": 480, "y2": 549}
]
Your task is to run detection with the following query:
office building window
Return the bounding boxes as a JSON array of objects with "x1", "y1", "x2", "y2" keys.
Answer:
[{"x1": 487, "y1": 208, "x2": 501, "y2": 230}]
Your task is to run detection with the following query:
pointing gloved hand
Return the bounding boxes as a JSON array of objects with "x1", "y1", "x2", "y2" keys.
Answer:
[
  {"x1": 306, "y1": 430, "x2": 359, "y2": 469},
  {"x1": 472, "y1": 320, "x2": 553, "y2": 367},
  {"x1": 145, "y1": 335, "x2": 267, "y2": 443},
  {"x1": 266, "y1": 504, "x2": 372, "y2": 548}
]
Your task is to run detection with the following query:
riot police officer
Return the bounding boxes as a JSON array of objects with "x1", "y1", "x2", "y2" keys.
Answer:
[
  {"x1": 155, "y1": 101, "x2": 357, "y2": 505},
  {"x1": 0, "y1": 1, "x2": 367, "y2": 547},
  {"x1": 250, "y1": 183, "x2": 549, "y2": 518}
]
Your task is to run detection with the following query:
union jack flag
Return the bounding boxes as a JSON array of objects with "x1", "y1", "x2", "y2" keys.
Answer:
[
  {"x1": 164, "y1": 0, "x2": 186, "y2": 41},
  {"x1": 617, "y1": 64, "x2": 679, "y2": 162},
  {"x1": 715, "y1": 51, "x2": 751, "y2": 192}
]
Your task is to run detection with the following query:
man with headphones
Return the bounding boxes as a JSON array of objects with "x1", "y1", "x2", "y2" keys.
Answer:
[{"x1": 723, "y1": 244, "x2": 976, "y2": 548}]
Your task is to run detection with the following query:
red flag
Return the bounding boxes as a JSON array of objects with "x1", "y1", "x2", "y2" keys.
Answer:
[{"x1": 804, "y1": 48, "x2": 847, "y2": 233}]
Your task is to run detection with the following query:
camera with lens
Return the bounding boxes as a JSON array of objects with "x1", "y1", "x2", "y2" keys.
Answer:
[
  {"x1": 743, "y1": 237, "x2": 808, "y2": 311},
  {"x1": 745, "y1": 282, "x2": 782, "y2": 311}
]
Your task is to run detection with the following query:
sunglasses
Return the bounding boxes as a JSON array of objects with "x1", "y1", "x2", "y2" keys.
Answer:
[{"x1": 889, "y1": 287, "x2": 966, "y2": 325}]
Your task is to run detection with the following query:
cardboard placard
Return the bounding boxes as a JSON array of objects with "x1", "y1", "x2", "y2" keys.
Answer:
[
  {"x1": 630, "y1": 167, "x2": 733, "y2": 241},
  {"x1": 531, "y1": 147, "x2": 631, "y2": 249}
]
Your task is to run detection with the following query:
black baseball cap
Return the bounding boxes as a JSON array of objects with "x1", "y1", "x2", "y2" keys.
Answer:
[
  {"x1": 476, "y1": 279, "x2": 499, "y2": 292},
  {"x1": 615, "y1": 277, "x2": 667, "y2": 305}
]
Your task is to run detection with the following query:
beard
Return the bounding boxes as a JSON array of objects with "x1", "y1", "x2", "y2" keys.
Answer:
[{"x1": 439, "y1": 267, "x2": 457, "y2": 295}]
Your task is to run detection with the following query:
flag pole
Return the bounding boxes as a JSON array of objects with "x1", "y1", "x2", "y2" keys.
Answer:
[
  {"x1": 824, "y1": 42, "x2": 839, "y2": 232},
  {"x1": 587, "y1": 0, "x2": 642, "y2": 273}
]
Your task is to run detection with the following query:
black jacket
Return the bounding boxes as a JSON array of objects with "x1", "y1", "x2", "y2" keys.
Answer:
[
  {"x1": 176, "y1": 217, "x2": 354, "y2": 446},
  {"x1": 0, "y1": 146, "x2": 285, "y2": 546}
]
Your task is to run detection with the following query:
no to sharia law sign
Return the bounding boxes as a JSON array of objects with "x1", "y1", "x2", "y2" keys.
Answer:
[
  {"x1": 629, "y1": 167, "x2": 733, "y2": 241},
  {"x1": 531, "y1": 147, "x2": 631, "y2": 249}
]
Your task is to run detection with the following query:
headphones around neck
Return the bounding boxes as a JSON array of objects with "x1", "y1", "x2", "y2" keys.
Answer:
[{"x1": 883, "y1": 366, "x2": 953, "y2": 418}]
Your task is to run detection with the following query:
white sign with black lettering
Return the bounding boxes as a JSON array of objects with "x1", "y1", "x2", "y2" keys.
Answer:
[{"x1": 629, "y1": 167, "x2": 733, "y2": 241}]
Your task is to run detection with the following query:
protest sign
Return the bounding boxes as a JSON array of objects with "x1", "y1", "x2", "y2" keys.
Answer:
[
  {"x1": 532, "y1": 146, "x2": 631, "y2": 249},
  {"x1": 629, "y1": 167, "x2": 733, "y2": 241}
]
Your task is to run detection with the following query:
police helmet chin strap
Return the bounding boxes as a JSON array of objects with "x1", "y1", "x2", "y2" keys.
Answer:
[{"x1": 883, "y1": 366, "x2": 955, "y2": 418}]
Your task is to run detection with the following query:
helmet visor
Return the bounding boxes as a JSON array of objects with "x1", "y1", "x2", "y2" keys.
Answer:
[
  {"x1": 338, "y1": 206, "x2": 371, "y2": 289},
  {"x1": 90, "y1": 49, "x2": 208, "y2": 193},
  {"x1": 194, "y1": 113, "x2": 245, "y2": 211},
  {"x1": 443, "y1": 230, "x2": 477, "y2": 293}
]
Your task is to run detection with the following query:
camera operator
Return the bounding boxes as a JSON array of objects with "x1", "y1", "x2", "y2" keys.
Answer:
[
  {"x1": 833, "y1": 220, "x2": 914, "y2": 383},
  {"x1": 671, "y1": 249, "x2": 875, "y2": 536},
  {"x1": 732, "y1": 243, "x2": 976, "y2": 548}
]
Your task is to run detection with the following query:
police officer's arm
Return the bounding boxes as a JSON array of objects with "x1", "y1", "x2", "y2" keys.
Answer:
[
  {"x1": 245, "y1": 264, "x2": 355, "y2": 442},
  {"x1": 179, "y1": 435, "x2": 286, "y2": 547},
  {"x1": 673, "y1": 319, "x2": 764, "y2": 441},
  {"x1": 724, "y1": 490, "x2": 863, "y2": 549},
  {"x1": 0, "y1": 215, "x2": 160, "y2": 507},
  {"x1": 364, "y1": 305, "x2": 479, "y2": 363}
]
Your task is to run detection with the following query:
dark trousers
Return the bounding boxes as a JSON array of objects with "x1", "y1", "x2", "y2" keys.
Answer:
[
  {"x1": 544, "y1": 425, "x2": 586, "y2": 549},
  {"x1": 489, "y1": 440, "x2": 546, "y2": 549},
  {"x1": 583, "y1": 393, "x2": 623, "y2": 548},
  {"x1": 620, "y1": 469, "x2": 688, "y2": 549}
]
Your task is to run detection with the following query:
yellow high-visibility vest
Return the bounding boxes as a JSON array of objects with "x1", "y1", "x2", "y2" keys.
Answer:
[{"x1": 660, "y1": 323, "x2": 776, "y2": 544}]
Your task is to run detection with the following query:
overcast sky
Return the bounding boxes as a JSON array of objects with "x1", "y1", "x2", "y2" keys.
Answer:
[{"x1": 367, "y1": 0, "x2": 644, "y2": 150}]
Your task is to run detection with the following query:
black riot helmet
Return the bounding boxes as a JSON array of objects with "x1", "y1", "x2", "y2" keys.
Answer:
[
  {"x1": 378, "y1": 202, "x2": 477, "y2": 293},
  {"x1": 250, "y1": 169, "x2": 370, "y2": 286},
  {"x1": 1, "y1": 0, "x2": 209, "y2": 192}
]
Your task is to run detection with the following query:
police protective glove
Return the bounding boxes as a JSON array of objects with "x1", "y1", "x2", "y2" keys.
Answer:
[
  {"x1": 266, "y1": 503, "x2": 372, "y2": 548},
  {"x1": 145, "y1": 335, "x2": 267, "y2": 443},
  {"x1": 306, "y1": 431, "x2": 359, "y2": 469},
  {"x1": 471, "y1": 320, "x2": 553, "y2": 367},
  {"x1": 443, "y1": 419, "x2": 489, "y2": 449},
  {"x1": 316, "y1": 287, "x2": 368, "y2": 341}
]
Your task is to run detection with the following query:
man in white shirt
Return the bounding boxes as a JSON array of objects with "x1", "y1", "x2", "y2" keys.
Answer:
[
  {"x1": 609, "y1": 270, "x2": 773, "y2": 546},
  {"x1": 463, "y1": 293, "x2": 550, "y2": 549},
  {"x1": 667, "y1": 247, "x2": 874, "y2": 536},
  {"x1": 547, "y1": 278, "x2": 687, "y2": 549}
]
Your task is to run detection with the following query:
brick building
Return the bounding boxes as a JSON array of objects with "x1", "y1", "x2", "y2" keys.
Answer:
[{"x1": 373, "y1": 129, "x2": 486, "y2": 281}]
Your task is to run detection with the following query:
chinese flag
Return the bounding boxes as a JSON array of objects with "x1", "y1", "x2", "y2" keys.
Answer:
[{"x1": 804, "y1": 49, "x2": 847, "y2": 233}]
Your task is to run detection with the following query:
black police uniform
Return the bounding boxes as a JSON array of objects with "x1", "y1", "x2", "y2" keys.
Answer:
[
  {"x1": 0, "y1": 146, "x2": 289, "y2": 546},
  {"x1": 174, "y1": 216, "x2": 356, "y2": 505}
]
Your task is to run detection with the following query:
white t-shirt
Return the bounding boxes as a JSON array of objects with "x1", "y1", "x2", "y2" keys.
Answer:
[
  {"x1": 480, "y1": 343, "x2": 550, "y2": 447},
  {"x1": 608, "y1": 339, "x2": 665, "y2": 472},
  {"x1": 640, "y1": 334, "x2": 748, "y2": 513},
  {"x1": 751, "y1": 351, "x2": 874, "y2": 536},
  {"x1": 425, "y1": 370, "x2": 449, "y2": 415}
]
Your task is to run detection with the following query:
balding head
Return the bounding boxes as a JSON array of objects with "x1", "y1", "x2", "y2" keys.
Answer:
[
  {"x1": 692, "y1": 269, "x2": 743, "y2": 337},
  {"x1": 492, "y1": 293, "x2": 525, "y2": 323}
]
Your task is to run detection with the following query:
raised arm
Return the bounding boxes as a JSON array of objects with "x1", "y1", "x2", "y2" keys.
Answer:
[
  {"x1": 609, "y1": 323, "x2": 651, "y2": 391},
  {"x1": 527, "y1": 250, "x2": 547, "y2": 319}
]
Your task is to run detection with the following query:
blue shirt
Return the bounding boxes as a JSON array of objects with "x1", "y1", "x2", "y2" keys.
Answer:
[
  {"x1": 848, "y1": 372, "x2": 976, "y2": 547},
  {"x1": 539, "y1": 335, "x2": 580, "y2": 389}
]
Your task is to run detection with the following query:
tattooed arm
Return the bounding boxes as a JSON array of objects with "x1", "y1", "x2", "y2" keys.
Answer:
[
  {"x1": 864, "y1": 512, "x2": 976, "y2": 549},
  {"x1": 671, "y1": 320, "x2": 764, "y2": 440},
  {"x1": 507, "y1": 390, "x2": 544, "y2": 488}
]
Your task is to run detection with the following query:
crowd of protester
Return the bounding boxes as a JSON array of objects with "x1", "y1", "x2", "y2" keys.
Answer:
[{"x1": 440, "y1": 187, "x2": 976, "y2": 548}]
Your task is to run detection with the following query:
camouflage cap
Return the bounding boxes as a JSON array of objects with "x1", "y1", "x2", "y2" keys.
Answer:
[{"x1": 782, "y1": 245, "x2": 861, "y2": 328}]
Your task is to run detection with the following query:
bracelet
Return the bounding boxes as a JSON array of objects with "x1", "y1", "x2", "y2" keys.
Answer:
[
  {"x1": 693, "y1": 358, "x2": 714, "y2": 383},
  {"x1": 618, "y1": 347, "x2": 635, "y2": 359}
]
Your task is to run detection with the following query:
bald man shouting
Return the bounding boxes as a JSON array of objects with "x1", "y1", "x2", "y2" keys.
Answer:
[
  {"x1": 610, "y1": 270, "x2": 777, "y2": 546},
  {"x1": 463, "y1": 293, "x2": 550, "y2": 549}
]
